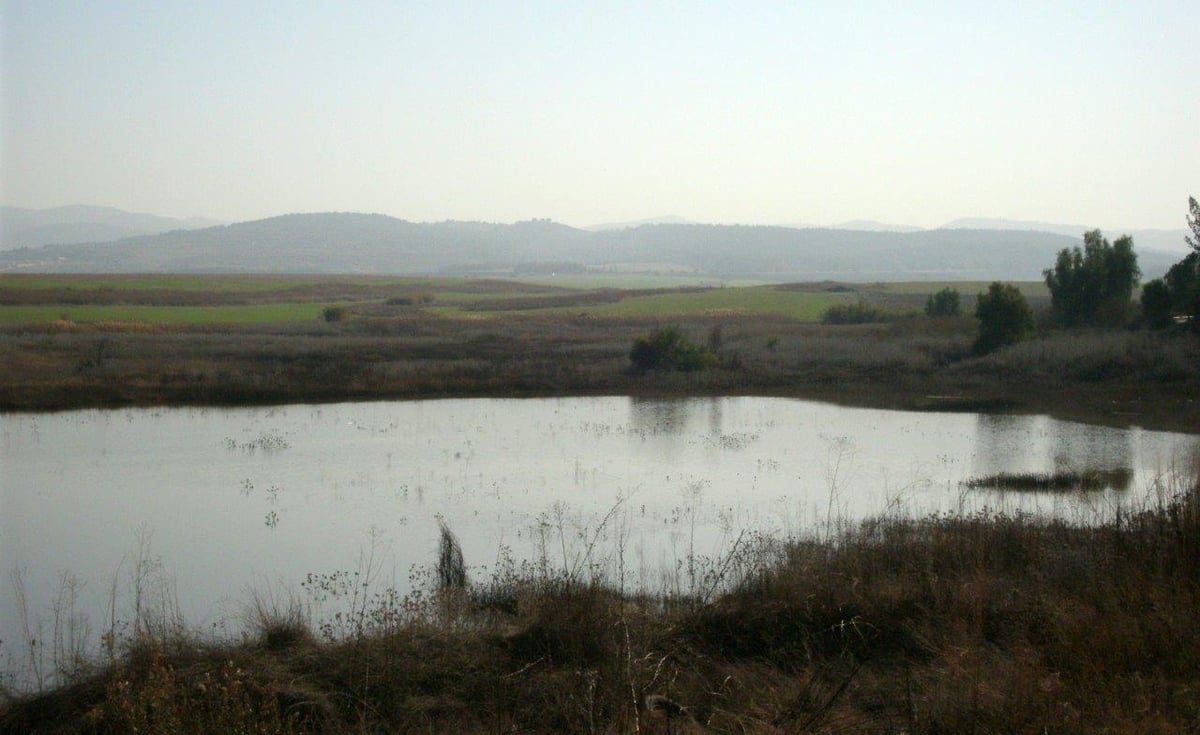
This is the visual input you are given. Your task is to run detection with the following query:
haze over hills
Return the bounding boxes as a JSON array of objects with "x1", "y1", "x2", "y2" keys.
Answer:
[
  {"x1": 940, "y1": 217, "x2": 1191, "y2": 255},
  {"x1": 588, "y1": 214, "x2": 1189, "y2": 250},
  {"x1": 585, "y1": 215, "x2": 695, "y2": 231},
  {"x1": 0, "y1": 210, "x2": 1185, "y2": 281},
  {"x1": 828, "y1": 220, "x2": 925, "y2": 233},
  {"x1": 0, "y1": 205, "x2": 224, "y2": 251}
]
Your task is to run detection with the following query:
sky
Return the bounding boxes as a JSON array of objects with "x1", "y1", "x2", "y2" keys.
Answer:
[{"x1": 1, "y1": 1, "x2": 1196, "y2": 231}]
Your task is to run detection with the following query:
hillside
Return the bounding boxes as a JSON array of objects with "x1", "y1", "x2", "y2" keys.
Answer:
[
  {"x1": 0, "y1": 212, "x2": 1181, "y2": 281},
  {"x1": 0, "y1": 205, "x2": 222, "y2": 250}
]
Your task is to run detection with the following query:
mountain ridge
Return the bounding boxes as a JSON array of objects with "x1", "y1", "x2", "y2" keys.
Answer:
[
  {"x1": 0, "y1": 205, "x2": 224, "y2": 250},
  {"x1": 1, "y1": 211, "x2": 1183, "y2": 281}
]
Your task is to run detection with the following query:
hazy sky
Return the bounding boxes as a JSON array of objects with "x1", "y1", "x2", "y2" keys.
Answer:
[{"x1": 2, "y1": 2, "x2": 1196, "y2": 230}]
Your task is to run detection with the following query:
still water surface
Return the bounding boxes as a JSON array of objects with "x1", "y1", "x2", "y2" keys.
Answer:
[{"x1": 3, "y1": 396, "x2": 1197, "y2": 666}]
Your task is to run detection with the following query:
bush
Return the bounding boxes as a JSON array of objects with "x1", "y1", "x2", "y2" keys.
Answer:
[
  {"x1": 821, "y1": 300, "x2": 885, "y2": 325},
  {"x1": 629, "y1": 326, "x2": 716, "y2": 373},
  {"x1": 322, "y1": 306, "x2": 348, "y2": 323},
  {"x1": 925, "y1": 287, "x2": 962, "y2": 318},
  {"x1": 437, "y1": 520, "x2": 466, "y2": 591},
  {"x1": 1140, "y1": 279, "x2": 1174, "y2": 330},
  {"x1": 974, "y1": 282, "x2": 1035, "y2": 355}
]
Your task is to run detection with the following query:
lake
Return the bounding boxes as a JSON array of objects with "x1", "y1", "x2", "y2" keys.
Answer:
[{"x1": 3, "y1": 396, "x2": 1197, "y2": 685}]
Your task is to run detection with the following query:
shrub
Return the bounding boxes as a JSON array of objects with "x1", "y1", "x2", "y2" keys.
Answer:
[
  {"x1": 821, "y1": 300, "x2": 885, "y2": 325},
  {"x1": 925, "y1": 287, "x2": 962, "y2": 317},
  {"x1": 974, "y1": 282, "x2": 1035, "y2": 355},
  {"x1": 629, "y1": 326, "x2": 716, "y2": 373},
  {"x1": 321, "y1": 306, "x2": 348, "y2": 323},
  {"x1": 437, "y1": 520, "x2": 466, "y2": 591},
  {"x1": 1140, "y1": 279, "x2": 1174, "y2": 330}
]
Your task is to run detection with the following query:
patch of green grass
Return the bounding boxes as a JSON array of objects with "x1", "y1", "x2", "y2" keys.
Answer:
[
  {"x1": 564, "y1": 286, "x2": 854, "y2": 320},
  {"x1": 424, "y1": 286, "x2": 856, "y2": 321},
  {"x1": 0, "y1": 303, "x2": 341, "y2": 324},
  {"x1": 870, "y1": 280, "x2": 1048, "y2": 298}
]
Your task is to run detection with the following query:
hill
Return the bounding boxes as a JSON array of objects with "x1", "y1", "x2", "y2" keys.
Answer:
[
  {"x1": 0, "y1": 212, "x2": 1181, "y2": 281},
  {"x1": 942, "y1": 217, "x2": 1191, "y2": 255},
  {"x1": 0, "y1": 205, "x2": 223, "y2": 250}
]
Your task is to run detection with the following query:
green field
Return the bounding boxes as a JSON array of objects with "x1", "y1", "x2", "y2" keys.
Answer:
[
  {"x1": 871, "y1": 280, "x2": 1049, "y2": 298},
  {"x1": 0, "y1": 274, "x2": 1008, "y2": 325},
  {"x1": 538, "y1": 285, "x2": 854, "y2": 319}
]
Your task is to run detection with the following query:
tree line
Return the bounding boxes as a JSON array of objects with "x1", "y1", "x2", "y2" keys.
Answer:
[{"x1": 967, "y1": 196, "x2": 1199, "y2": 354}]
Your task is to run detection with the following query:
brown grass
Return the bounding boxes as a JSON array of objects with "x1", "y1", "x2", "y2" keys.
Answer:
[{"x1": 3, "y1": 311, "x2": 1197, "y2": 432}]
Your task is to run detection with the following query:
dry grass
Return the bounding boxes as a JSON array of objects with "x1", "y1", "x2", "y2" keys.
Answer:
[{"x1": 2, "y1": 311, "x2": 1198, "y2": 431}]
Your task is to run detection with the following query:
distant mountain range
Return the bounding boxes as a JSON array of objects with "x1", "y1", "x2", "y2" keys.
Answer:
[
  {"x1": 0, "y1": 205, "x2": 224, "y2": 251},
  {"x1": 585, "y1": 215, "x2": 694, "y2": 231},
  {"x1": 1, "y1": 209, "x2": 1186, "y2": 281},
  {"x1": 940, "y1": 217, "x2": 1189, "y2": 254}
]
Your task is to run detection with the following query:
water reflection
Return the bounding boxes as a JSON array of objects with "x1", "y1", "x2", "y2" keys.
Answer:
[
  {"x1": 1051, "y1": 423, "x2": 1133, "y2": 489},
  {"x1": 973, "y1": 414, "x2": 1135, "y2": 491},
  {"x1": 629, "y1": 396, "x2": 724, "y2": 436},
  {"x1": 973, "y1": 413, "x2": 1033, "y2": 477}
]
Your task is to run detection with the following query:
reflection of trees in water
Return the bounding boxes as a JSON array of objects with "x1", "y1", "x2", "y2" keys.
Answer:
[
  {"x1": 973, "y1": 414, "x2": 1034, "y2": 478},
  {"x1": 628, "y1": 397, "x2": 724, "y2": 438},
  {"x1": 974, "y1": 413, "x2": 1134, "y2": 491},
  {"x1": 1050, "y1": 421, "x2": 1133, "y2": 490}
]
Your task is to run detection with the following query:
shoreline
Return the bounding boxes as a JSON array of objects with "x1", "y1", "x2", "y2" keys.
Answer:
[{"x1": 3, "y1": 378, "x2": 1197, "y2": 435}]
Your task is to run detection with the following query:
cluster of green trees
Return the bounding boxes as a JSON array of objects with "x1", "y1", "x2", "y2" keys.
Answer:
[
  {"x1": 970, "y1": 197, "x2": 1199, "y2": 354},
  {"x1": 1043, "y1": 230, "x2": 1140, "y2": 327}
]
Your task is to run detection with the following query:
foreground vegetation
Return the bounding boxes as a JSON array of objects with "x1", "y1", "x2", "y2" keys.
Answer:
[{"x1": 3, "y1": 458, "x2": 1196, "y2": 733}]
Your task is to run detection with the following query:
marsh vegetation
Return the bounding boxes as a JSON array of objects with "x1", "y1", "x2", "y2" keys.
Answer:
[{"x1": 1, "y1": 274, "x2": 1197, "y2": 431}]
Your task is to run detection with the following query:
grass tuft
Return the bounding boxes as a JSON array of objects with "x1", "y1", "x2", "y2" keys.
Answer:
[{"x1": 436, "y1": 520, "x2": 467, "y2": 592}]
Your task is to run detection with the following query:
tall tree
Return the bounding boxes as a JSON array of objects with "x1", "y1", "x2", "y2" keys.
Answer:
[
  {"x1": 1043, "y1": 230, "x2": 1140, "y2": 327},
  {"x1": 1188, "y1": 196, "x2": 1200, "y2": 253},
  {"x1": 1164, "y1": 196, "x2": 1200, "y2": 330},
  {"x1": 1140, "y1": 279, "x2": 1174, "y2": 330}
]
